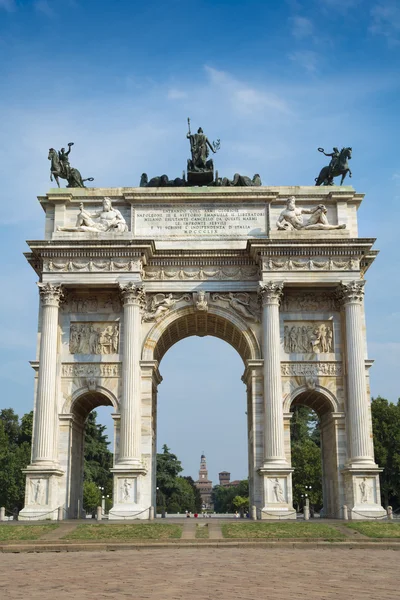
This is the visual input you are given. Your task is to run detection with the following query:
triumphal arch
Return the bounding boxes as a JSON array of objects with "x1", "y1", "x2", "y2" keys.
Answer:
[{"x1": 20, "y1": 157, "x2": 385, "y2": 520}]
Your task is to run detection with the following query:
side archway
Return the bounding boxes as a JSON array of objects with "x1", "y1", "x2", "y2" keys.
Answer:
[{"x1": 286, "y1": 386, "x2": 344, "y2": 517}]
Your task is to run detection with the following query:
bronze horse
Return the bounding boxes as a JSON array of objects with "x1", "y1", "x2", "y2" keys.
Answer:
[
  {"x1": 48, "y1": 148, "x2": 94, "y2": 188},
  {"x1": 315, "y1": 147, "x2": 352, "y2": 186}
]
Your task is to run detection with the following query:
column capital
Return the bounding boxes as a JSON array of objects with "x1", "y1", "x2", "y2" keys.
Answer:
[
  {"x1": 38, "y1": 282, "x2": 63, "y2": 307},
  {"x1": 258, "y1": 281, "x2": 284, "y2": 306},
  {"x1": 119, "y1": 282, "x2": 145, "y2": 307},
  {"x1": 336, "y1": 280, "x2": 365, "y2": 305}
]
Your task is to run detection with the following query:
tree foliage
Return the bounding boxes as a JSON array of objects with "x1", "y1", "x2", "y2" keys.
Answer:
[
  {"x1": 0, "y1": 409, "x2": 33, "y2": 511},
  {"x1": 156, "y1": 445, "x2": 201, "y2": 513},
  {"x1": 212, "y1": 480, "x2": 249, "y2": 513},
  {"x1": 371, "y1": 397, "x2": 400, "y2": 509},
  {"x1": 83, "y1": 411, "x2": 113, "y2": 497},
  {"x1": 290, "y1": 406, "x2": 323, "y2": 511}
]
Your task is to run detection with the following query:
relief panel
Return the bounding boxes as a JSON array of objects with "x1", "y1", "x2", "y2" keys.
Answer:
[
  {"x1": 69, "y1": 322, "x2": 120, "y2": 355},
  {"x1": 284, "y1": 321, "x2": 334, "y2": 354}
]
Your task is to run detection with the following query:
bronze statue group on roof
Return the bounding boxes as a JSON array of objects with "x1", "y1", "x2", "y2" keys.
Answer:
[{"x1": 48, "y1": 121, "x2": 352, "y2": 188}]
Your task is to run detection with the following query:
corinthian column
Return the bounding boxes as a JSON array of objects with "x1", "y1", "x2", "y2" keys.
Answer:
[
  {"x1": 118, "y1": 282, "x2": 144, "y2": 466},
  {"x1": 337, "y1": 281, "x2": 375, "y2": 466},
  {"x1": 32, "y1": 283, "x2": 63, "y2": 465},
  {"x1": 259, "y1": 282, "x2": 288, "y2": 466}
]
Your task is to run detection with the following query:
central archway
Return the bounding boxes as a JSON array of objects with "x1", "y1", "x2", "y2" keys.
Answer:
[{"x1": 140, "y1": 304, "x2": 263, "y2": 514}]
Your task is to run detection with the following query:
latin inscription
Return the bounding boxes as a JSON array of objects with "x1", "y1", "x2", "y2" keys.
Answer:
[{"x1": 134, "y1": 205, "x2": 267, "y2": 237}]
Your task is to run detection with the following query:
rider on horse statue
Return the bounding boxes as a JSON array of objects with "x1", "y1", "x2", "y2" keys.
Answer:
[{"x1": 315, "y1": 146, "x2": 352, "y2": 186}]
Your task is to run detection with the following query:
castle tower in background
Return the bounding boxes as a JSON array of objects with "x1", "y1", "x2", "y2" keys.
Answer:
[
  {"x1": 194, "y1": 454, "x2": 213, "y2": 509},
  {"x1": 219, "y1": 471, "x2": 231, "y2": 486}
]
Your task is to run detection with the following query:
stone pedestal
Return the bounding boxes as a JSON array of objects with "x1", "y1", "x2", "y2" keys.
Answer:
[{"x1": 108, "y1": 468, "x2": 148, "y2": 520}]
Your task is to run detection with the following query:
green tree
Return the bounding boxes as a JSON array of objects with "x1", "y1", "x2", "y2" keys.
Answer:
[
  {"x1": 156, "y1": 444, "x2": 183, "y2": 500},
  {"x1": 0, "y1": 410, "x2": 32, "y2": 511},
  {"x1": 371, "y1": 397, "x2": 400, "y2": 509},
  {"x1": 212, "y1": 480, "x2": 249, "y2": 513},
  {"x1": 290, "y1": 407, "x2": 323, "y2": 511},
  {"x1": 167, "y1": 477, "x2": 196, "y2": 513},
  {"x1": 184, "y1": 476, "x2": 202, "y2": 512},
  {"x1": 232, "y1": 495, "x2": 249, "y2": 516},
  {"x1": 83, "y1": 481, "x2": 101, "y2": 514},
  {"x1": 83, "y1": 411, "x2": 113, "y2": 496}
]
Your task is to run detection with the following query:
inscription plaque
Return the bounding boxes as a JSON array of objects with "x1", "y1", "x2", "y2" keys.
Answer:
[{"x1": 133, "y1": 204, "x2": 267, "y2": 238}]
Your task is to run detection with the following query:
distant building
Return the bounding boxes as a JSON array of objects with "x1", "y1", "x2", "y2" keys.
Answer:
[
  {"x1": 219, "y1": 471, "x2": 231, "y2": 486},
  {"x1": 194, "y1": 454, "x2": 213, "y2": 509},
  {"x1": 218, "y1": 471, "x2": 241, "y2": 488}
]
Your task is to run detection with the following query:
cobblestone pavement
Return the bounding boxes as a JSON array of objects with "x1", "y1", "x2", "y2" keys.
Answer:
[{"x1": 1, "y1": 547, "x2": 398, "y2": 600}]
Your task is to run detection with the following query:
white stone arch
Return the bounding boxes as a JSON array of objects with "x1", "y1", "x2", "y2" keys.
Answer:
[
  {"x1": 63, "y1": 385, "x2": 120, "y2": 416},
  {"x1": 283, "y1": 383, "x2": 340, "y2": 416},
  {"x1": 141, "y1": 303, "x2": 262, "y2": 364}
]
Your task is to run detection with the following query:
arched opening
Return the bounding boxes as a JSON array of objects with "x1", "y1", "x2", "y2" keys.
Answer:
[
  {"x1": 288, "y1": 387, "x2": 343, "y2": 517},
  {"x1": 143, "y1": 307, "x2": 261, "y2": 515},
  {"x1": 65, "y1": 390, "x2": 116, "y2": 518}
]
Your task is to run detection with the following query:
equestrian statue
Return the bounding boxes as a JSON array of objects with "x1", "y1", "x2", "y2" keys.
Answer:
[
  {"x1": 315, "y1": 146, "x2": 352, "y2": 186},
  {"x1": 48, "y1": 142, "x2": 94, "y2": 188}
]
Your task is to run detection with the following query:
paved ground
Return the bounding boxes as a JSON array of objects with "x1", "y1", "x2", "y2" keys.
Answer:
[{"x1": 1, "y1": 547, "x2": 398, "y2": 600}]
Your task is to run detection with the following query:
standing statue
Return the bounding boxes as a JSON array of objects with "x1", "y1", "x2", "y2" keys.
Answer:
[
  {"x1": 186, "y1": 118, "x2": 220, "y2": 185},
  {"x1": 48, "y1": 142, "x2": 94, "y2": 188},
  {"x1": 315, "y1": 147, "x2": 352, "y2": 186}
]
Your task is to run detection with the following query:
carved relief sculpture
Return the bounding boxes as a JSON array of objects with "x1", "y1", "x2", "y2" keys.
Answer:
[
  {"x1": 142, "y1": 293, "x2": 191, "y2": 322},
  {"x1": 282, "y1": 292, "x2": 338, "y2": 312},
  {"x1": 194, "y1": 291, "x2": 208, "y2": 312},
  {"x1": 276, "y1": 197, "x2": 346, "y2": 231},
  {"x1": 30, "y1": 479, "x2": 43, "y2": 504},
  {"x1": 69, "y1": 322, "x2": 120, "y2": 354},
  {"x1": 281, "y1": 362, "x2": 342, "y2": 377},
  {"x1": 57, "y1": 197, "x2": 128, "y2": 233},
  {"x1": 121, "y1": 479, "x2": 133, "y2": 503},
  {"x1": 270, "y1": 478, "x2": 285, "y2": 503},
  {"x1": 359, "y1": 478, "x2": 370, "y2": 503},
  {"x1": 211, "y1": 292, "x2": 260, "y2": 322},
  {"x1": 62, "y1": 363, "x2": 121, "y2": 377},
  {"x1": 284, "y1": 322, "x2": 334, "y2": 354}
]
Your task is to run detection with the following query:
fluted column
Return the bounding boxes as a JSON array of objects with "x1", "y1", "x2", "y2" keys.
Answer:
[
  {"x1": 259, "y1": 282, "x2": 288, "y2": 466},
  {"x1": 32, "y1": 283, "x2": 63, "y2": 465},
  {"x1": 118, "y1": 283, "x2": 144, "y2": 466},
  {"x1": 337, "y1": 281, "x2": 375, "y2": 466}
]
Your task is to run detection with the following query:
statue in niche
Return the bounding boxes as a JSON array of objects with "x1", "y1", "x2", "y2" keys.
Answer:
[
  {"x1": 315, "y1": 147, "x2": 352, "y2": 186},
  {"x1": 122, "y1": 479, "x2": 131, "y2": 502},
  {"x1": 212, "y1": 292, "x2": 260, "y2": 322},
  {"x1": 57, "y1": 198, "x2": 128, "y2": 233},
  {"x1": 195, "y1": 291, "x2": 208, "y2": 312},
  {"x1": 30, "y1": 479, "x2": 43, "y2": 504},
  {"x1": 48, "y1": 142, "x2": 94, "y2": 188},
  {"x1": 270, "y1": 478, "x2": 285, "y2": 503},
  {"x1": 359, "y1": 478, "x2": 369, "y2": 503},
  {"x1": 277, "y1": 197, "x2": 346, "y2": 231},
  {"x1": 142, "y1": 293, "x2": 191, "y2": 322},
  {"x1": 284, "y1": 322, "x2": 333, "y2": 354}
]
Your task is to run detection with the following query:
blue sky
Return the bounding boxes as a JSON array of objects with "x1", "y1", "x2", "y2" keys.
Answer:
[{"x1": 0, "y1": 0, "x2": 399, "y2": 484}]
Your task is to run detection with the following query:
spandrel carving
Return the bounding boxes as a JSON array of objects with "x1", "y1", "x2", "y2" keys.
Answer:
[
  {"x1": 284, "y1": 321, "x2": 334, "y2": 354},
  {"x1": 142, "y1": 293, "x2": 191, "y2": 322},
  {"x1": 211, "y1": 292, "x2": 260, "y2": 322},
  {"x1": 69, "y1": 322, "x2": 120, "y2": 355}
]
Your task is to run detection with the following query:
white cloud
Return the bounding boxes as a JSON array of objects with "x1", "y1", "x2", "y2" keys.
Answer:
[
  {"x1": 167, "y1": 88, "x2": 188, "y2": 100},
  {"x1": 370, "y1": 1, "x2": 400, "y2": 43},
  {"x1": 291, "y1": 16, "x2": 314, "y2": 39},
  {"x1": 288, "y1": 50, "x2": 318, "y2": 72}
]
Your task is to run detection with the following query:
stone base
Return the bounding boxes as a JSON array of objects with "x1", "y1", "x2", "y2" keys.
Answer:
[
  {"x1": 342, "y1": 466, "x2": 386, "y2": 520},
  {"x1": 109, "y1": 466, "x2": 149, "y2": 520},
  {"x1": 19, "y1": 467, "x2": 64, "y2": 521},
  {"x1": 259, "y1": 467, "x2": 296, "y2": 520}
]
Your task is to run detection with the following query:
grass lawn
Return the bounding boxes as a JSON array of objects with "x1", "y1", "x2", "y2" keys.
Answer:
[
  {"x1": 64, "y1": 523, "x2": 182, "y2": 540},
  {"x1": 344, "y1": 522, "x2": 400, "y2": 538},
  {"x1": 222, "y1": 522, "x2": 344, "y2": 539},
  {"x1": 195, "y1": 524, "x2": 209, "y2": 539},
  {"x1": 0, "y1": 524, "x2": 58, "y2": 541}
]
